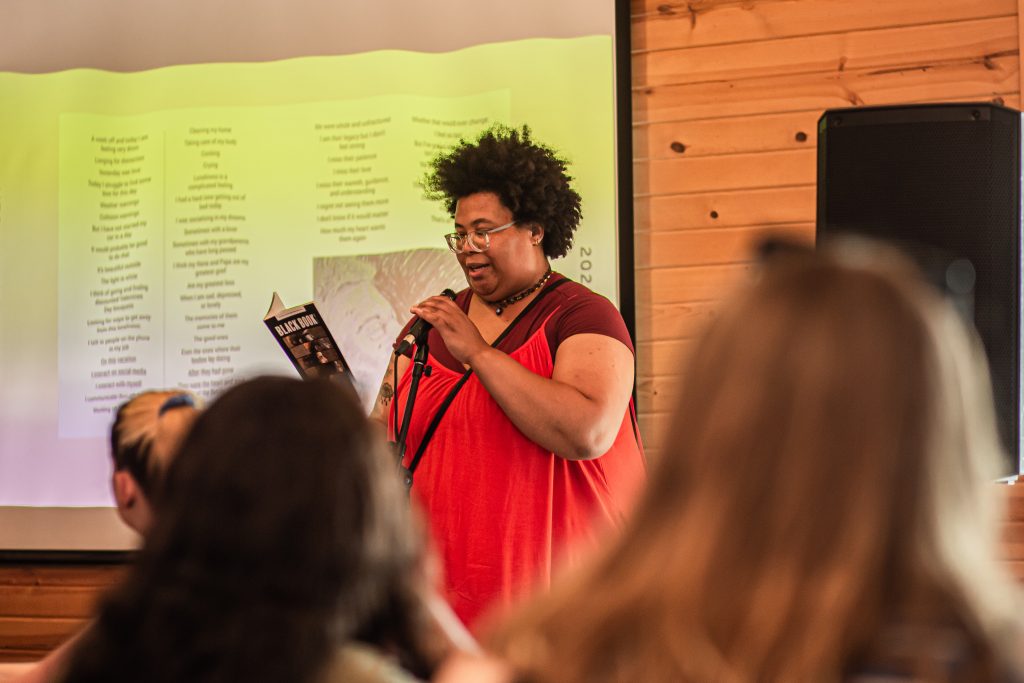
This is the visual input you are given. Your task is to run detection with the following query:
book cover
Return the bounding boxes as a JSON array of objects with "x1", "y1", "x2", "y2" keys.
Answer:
[{"x1": 264, "y1": 292, "x2": 354, "y2": 385}]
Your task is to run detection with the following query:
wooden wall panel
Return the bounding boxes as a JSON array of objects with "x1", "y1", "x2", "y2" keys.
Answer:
[
  {"x1": 1019, "y1": 0, "x2": 1024, "y2": 94},
  {"x1": 0, "y1": 618, "x2": 81, "y2": 653},
  {"x1": 632, "y1": 0, "x2": 1018, "y2": 50},
  {"x1": 636, "y1": 94, "x2": 1024, "y2": 162},
  {"x1": 636, "y1": 110, "x2": 820, "y2": 160},
  {"x1": 0, "y1": 565, "x2": 121, "y2": 662},
  {"x1": 637, "y1": 17, "x2": 1017, "y2": 88},
  {"x1": 637, "y1": 223, "x2": 814, "y2": 269},
  {"x1": 635, "y1": 186, "x2": 816, "y2": 232},
  {"x1": 631, "y1": 0, "x2": 1021, "y2": 454},
  {"x1": 635, "y1": 299, "x2": 721, "y2": 343},
  {"x1": 635, "y1": 57, "x2": 1019, "y2": 124},
  {"x1": 1003, "y1": 487, "x2": 1024, "y2": 583},
  {"x1": 637, "y1": 148, "x2": 816, "y2": 195},
  {"x1": 636, "y1": 262, "x2": 753, "y2": 304}
]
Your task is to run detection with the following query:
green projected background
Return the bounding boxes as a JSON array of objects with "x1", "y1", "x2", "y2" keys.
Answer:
[{"x1": 0, "y1": 37, "x2": 619, "y2": 504}]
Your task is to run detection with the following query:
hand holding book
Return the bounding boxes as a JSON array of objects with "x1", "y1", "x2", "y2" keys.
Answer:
[{"x1": 264, "y1": 292, "x2": 354, "y2": 386}]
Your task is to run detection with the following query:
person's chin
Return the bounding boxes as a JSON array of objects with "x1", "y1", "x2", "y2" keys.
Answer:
[
  {"x1": 465, "y1": 270, "x2": 497, "y2": 296},
  {"x1": 469, "y1": 283, "x2": 496, "y2": 300}
]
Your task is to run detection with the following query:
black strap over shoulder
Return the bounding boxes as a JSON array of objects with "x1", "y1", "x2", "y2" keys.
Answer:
[{"x1": 402, "y1": 277, "x2": 569, "y2": 488}]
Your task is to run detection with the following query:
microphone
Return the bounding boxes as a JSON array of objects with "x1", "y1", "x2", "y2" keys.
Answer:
[{"x1": 394, "y1": 288, "x2": 457, "y2": 356}]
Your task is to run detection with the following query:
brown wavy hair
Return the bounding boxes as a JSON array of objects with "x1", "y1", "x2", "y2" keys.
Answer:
[
  {"x1": 491, "y1": 240, "x2": 1023, "y2": 682},
  {"x1": 62, "y1": 376, "x2": 434, "y2": 683}
]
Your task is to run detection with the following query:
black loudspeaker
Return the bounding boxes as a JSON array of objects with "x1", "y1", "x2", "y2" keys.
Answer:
[{"x1": 817, "y1": 103, "x2": 1022, "y2": 477}]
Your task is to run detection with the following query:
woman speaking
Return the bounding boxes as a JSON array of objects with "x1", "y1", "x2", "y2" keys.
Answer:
[{"x1": 370, "y1": 125, "x2": 645, "y2": 630}]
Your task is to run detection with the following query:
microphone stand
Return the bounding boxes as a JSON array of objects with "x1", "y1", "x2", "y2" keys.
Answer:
[{"x1": 394, "y1": 334, "x2": 431, "y2": 489}]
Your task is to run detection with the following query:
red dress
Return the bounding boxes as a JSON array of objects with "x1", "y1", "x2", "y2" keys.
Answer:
[{"x1": 389, "y1": 275, "x2": 646, "y2": 629}]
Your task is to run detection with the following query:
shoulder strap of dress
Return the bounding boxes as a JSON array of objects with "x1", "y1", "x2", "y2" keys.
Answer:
[{"x1": 402, "y1": 277, "x2": 569, "y2": 487}]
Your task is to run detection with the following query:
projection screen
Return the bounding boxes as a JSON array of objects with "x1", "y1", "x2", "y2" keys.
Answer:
[{"x1": 0, "y1": 0, "x2": 633, "y2": 554}]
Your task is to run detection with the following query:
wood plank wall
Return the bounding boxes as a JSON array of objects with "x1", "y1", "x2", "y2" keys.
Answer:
[
  {"x1": 630, "y1": 0, "x2": 1021, "y2": 457},
  {"x1": 1, "y1": 0, "x2": 1023, "y2": 662},
  {"x1": 0, "y1": 565, "x2": 121, "y2": 662}
]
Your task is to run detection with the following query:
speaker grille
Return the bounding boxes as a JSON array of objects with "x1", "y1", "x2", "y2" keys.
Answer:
[{"x1": 818, "y1": 104, "x2": 1021, "y2": 475}]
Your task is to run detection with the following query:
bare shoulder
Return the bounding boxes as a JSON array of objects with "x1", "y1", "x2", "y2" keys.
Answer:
[
  {"x1": 555, "y1": 332, "x2": 633, "y2": 364},
  {"x1": 0, "y1": 663, "x2": 34, "y2": 683},
  {"x1": 433, "y1": 653, "x2": 515, "y2": 683},
  {"x1": 552, "y1": 333, "x2": 634, "y2": 396}
]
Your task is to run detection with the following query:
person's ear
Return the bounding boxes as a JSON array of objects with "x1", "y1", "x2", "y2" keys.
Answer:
[
  {"x1": 112, "y1": 470, "x2": 152, "y2": 534},
  {"x1": 112, "y1": 469, "x2": 137, "y2": 510},
  {"x1": 530, "y1": 223, "x2": 544, "y2": 246}
]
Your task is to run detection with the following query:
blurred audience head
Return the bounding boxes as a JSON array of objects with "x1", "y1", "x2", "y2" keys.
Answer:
[
  {"x1": 109, "y1": 390, "x2": 200, "y2": 533},
  {"x1": 63, "y1": 376, "x2": 429, "y2": 683},
  {"x1": 492, "y1": 238, "x2": 1023, "y2": 682}
]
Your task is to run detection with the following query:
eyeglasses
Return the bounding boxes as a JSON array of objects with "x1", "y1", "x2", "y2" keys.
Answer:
[{"x1": 444, "y1": 221, "x2": 516, "y2": 253}]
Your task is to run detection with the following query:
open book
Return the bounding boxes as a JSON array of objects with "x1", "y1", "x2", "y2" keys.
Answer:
[{"x1": 264, "y1": 292, "x2": 354, "y2": 385}]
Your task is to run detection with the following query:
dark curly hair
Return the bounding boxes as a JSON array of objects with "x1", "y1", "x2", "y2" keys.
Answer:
[
  {"x1": 423, "y1": 124, "x2": 582, "y2": 259},
  {"x1": 61, "y1": 376, "x2": 436, "y2": 683}
]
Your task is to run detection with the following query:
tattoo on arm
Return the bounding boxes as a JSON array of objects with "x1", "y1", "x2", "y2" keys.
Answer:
[{"x1": 379, "y1": 382, "x2": 394, "y2": 407}]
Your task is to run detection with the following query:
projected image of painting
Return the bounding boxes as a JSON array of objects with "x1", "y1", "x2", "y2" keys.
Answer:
[{"x1": 314, "y1": 249, "x2": 464, "y2": 410}]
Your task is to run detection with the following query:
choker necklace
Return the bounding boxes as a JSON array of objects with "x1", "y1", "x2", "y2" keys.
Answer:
[{"x1": 492, "y1": 268, "x2": 553, "y2": 315}]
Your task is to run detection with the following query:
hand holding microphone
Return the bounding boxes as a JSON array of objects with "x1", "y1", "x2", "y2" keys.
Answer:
[{"x1": 394, "y1": 289, "x2": 457, "y2": 356}]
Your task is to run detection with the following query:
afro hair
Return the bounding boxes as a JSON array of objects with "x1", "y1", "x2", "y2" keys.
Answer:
[{"x1": 422, "y1": 124, "x2": 582, "y2": 259}]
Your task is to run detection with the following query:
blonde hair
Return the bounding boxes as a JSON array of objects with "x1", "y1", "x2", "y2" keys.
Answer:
[
  {"x1": 493, "y1": 240, "x2": 1023, "y2": 682},
  {"x1": 110, "y1": 390, "x2": 200, "y2": 496}
]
